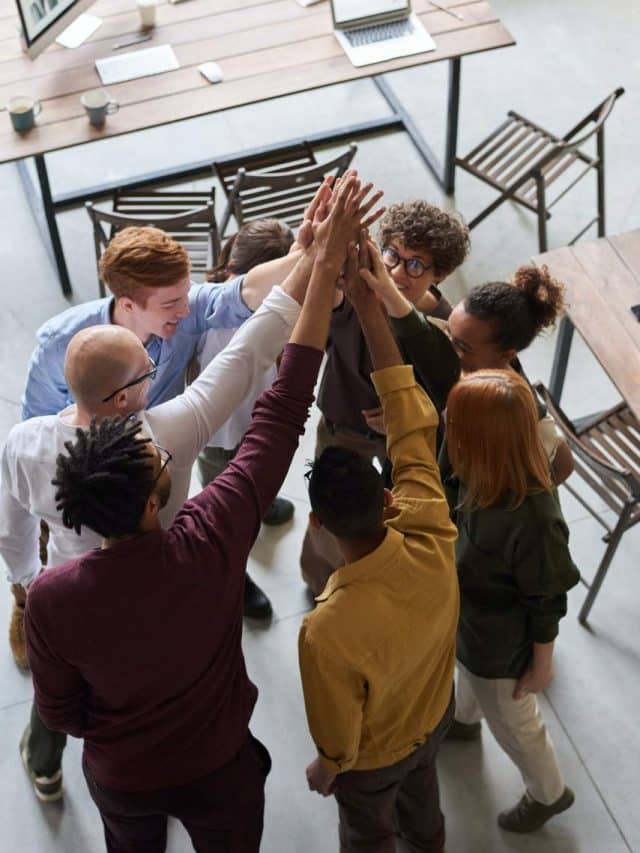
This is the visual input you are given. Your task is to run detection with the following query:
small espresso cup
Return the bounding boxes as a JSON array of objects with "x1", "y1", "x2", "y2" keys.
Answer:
[
  {"x1": 8, "y1": 96, "x2": 41, "y2": 132},
  {"x1": 81, "y1": 89, "x2": 119, "y2": 128}
]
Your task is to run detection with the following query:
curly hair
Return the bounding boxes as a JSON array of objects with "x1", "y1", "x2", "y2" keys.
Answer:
[
  {"x1": 100, "y1": 226, "x2": 190, "y2": 303},
  {"x1": 207, "y1": 219, "x2": 294, "y2": 282},
  {"x1": 53, "y1": 416, "x2": 155, "y2": 538},
  {"x1": 465, "y1": 264, "x2": 565, "y2": 352},
  {"x1": 378, "y1": 200, "x2": 470, "y2": 277}
]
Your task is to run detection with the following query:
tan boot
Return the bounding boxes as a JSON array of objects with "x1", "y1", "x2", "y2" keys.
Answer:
[{"x1": 9, "y1": 584, "x2": 29, "y2": 671}]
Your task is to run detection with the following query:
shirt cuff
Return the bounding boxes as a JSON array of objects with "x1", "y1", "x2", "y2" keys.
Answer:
[
  {"x1": 279, "y1": 343, "x2": 324, "y2": 385},
  {"x1": 371, "y1": 364, "x2": 416, "y2": 397}
]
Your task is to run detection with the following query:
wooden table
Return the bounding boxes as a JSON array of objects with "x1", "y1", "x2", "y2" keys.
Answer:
[
  {"x1": 0, "y1": 0, "x2": 514, "y2": 293},
  {"x1": 534, "y1": 230, "x2": 640, "y2": 421}
]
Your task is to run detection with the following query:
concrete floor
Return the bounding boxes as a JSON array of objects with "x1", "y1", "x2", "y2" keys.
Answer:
[{"x1": 1, "y1": 0, "x2": 639, "y2": 850}]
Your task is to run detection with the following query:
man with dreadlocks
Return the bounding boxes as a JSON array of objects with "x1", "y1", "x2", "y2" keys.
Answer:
[{"x1": 22, "y1": 175, "x2": 363, "y2": 852}]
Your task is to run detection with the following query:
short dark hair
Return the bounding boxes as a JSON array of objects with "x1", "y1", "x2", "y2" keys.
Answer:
[
  {"x1": 378, "y1": 200, "x2": 470, "y2": 278},
  {"x1": 307, "y1": 447, "x2": 385, "y2": 540},
  {"x1": 53, "y1": 416, "x2": 155, "y2": 538},
  {"x1": 465, "y1": 264, "x2": 565, "y2": 353}
]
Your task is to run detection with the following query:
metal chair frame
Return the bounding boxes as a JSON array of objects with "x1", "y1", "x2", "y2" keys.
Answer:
[
  {"x1": 457, "y1": 88, "x2": 624, "y2": 252},
  {"x1": 215, "y1": 143, "x2": 357, "y2": 236},
  {"x1": 535, "y1": 383, "x2": 640, "y2": 625}
]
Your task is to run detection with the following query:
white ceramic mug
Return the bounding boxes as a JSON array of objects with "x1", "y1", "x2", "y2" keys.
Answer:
[
  {"x1": 81, "y1": 89, "x2": 119, "y2": 128},
  {"x1": 137, "y1": 0, "x2": 157, "y2": 28},
  {"x1": 8, "y1": 96, "x2": 42, "y2": 132}
]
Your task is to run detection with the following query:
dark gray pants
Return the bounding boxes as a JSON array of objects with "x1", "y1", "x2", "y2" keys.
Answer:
[
  {"x1": 335, "y1": 695, "x2": 454, "y2": 853},
  {"x1": 28, "y1": 701, "x2": 66, "y2": 777}
]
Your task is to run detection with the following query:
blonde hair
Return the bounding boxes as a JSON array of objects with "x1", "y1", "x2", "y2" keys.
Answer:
[
  {"x1": 100, "y1": 227, "x2": 190, "y2": 303},
  {"x1": 446, "y1": 369, "x2": 552, "y2": 509}
]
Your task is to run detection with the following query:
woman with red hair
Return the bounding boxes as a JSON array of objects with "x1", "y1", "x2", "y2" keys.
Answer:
[{"x1": 444, "y1": 369, "x2": 580, "y2": 834}]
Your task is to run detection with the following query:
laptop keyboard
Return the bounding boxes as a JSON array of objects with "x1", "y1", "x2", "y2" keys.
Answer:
[{"x1": 344, "y1": 18, "x2": 414, "y2": 47}]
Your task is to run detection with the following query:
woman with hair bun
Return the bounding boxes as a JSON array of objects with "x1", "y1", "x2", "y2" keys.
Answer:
[
  {"x1": 444, "y1": 368, "x2": 579, "y2": 833},
  {"x1": 369, "y1": 261, "x2": 575, "y2": 485}
]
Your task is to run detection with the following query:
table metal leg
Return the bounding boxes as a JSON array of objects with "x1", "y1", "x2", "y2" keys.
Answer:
[
  {"x1": 549, "y1": 315, "x2": 575, "y2": 402},
  {"x1": 17, "y1": 154, "x2": 72, "y2": 297},
  {"x1": 373, "y1": 57, "x2": 461, "y2": 194}
]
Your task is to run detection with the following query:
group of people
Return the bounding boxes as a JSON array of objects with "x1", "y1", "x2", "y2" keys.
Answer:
[{"x1": 0, "y1": 171, "x2": 580, "y2": 853}]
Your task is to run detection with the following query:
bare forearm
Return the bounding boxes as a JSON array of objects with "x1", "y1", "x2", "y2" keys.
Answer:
[
  {"x1": 241, "y1": 250, "x2": 304, "y2": 311},
  {"x1": 532, "y1": 640, "x2": 554, "y2": 672},
  {"x1": 289, "y1": 252, "x2": 341, "y2": 350},
  {"x1": 280, "y1": 252, "x2": 315, "y2": 306},
  {"x1": 354, "y1": 301, "x2": 403, "y2": 371}
]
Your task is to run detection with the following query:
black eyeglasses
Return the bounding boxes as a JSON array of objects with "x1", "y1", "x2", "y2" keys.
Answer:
[
  {"x1": 150, "y1": 443, "x2": 172, "y2": 490},
  {"x1": 382, "y1": 247, "x2": 432, "y2": 279},
  {"x1": 102, "y1": 357, "x2": 158, "y2": 403}
]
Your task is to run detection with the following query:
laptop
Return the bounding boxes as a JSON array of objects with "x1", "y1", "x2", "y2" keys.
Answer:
[{"x1": 331, "y1": 0, "x2": 435, "y2": 68}]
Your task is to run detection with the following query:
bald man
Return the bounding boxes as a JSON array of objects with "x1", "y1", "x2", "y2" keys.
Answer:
[{"x1": 0, "y1": 276, "x2": 308, "y2": 802}]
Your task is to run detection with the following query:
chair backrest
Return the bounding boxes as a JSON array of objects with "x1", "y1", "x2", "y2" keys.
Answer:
[
  {"x1": 559, "y1": 87, "x2": 625, "y2": 154},
  {"x1": 216, "y1": 143, "x2": 357, "y2": 234},
  {"x1": 214, "y1": 141, "x2": 318, "y2": 199},
  {"x1": 534, "y1": 383, "x2": 640, "y2": 511},
  {"x1": 86, "y1": 197, "x2": 219, "y2": 296}
]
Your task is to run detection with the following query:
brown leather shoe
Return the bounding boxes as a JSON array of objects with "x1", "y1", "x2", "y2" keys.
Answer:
[{"x1": 9, "y1": 585, "x2": 29, "y2": 671}]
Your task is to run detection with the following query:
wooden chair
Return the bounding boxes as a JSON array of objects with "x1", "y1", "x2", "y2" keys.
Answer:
[
  {"x1": 535, "y1": 383, "x2": 640, "y2": 626},
  {"x1": 86, "y1": 188, "x2": 221, "y2": 297},
  {"x1": 456, "y1": 88, "x2": 624, "y2": 252},
  {"x1": 214, "y1": 142, "x2": 357, "y2": 236}
]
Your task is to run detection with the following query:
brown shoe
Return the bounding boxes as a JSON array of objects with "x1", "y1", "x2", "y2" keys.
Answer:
[
  {"x1": 498, "y1": 787, "x2": 575, "y2": 833},
  {"x1": 9, "y1": 585, "x2": 29, "y2": 671}
]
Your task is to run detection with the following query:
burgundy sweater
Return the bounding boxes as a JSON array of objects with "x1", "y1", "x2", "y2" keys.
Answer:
[{"x1": 25, "y1": 343, "x2": 323, "y2": 792}]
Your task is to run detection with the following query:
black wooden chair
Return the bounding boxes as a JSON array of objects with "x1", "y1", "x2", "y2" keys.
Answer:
[
  {"x1": 86, "y1": 188, "x2": 221, "y2": 297},
  {"x1": 214, "y1": 142, "x2": 357, "y2": 236},
  {"x1": 535, "y1": 383, "x2": 640, "y2": 626},
  {"x1": 456, "y1": 88, "x2": 624, "y2": 252}
]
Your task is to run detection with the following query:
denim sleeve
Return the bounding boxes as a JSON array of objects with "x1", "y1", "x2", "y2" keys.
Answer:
[
  {"x1": 21, "y1": 333, "x2": 71, "y2": 420},
  {"x1": 180, "y1": 277, "x2": 252, "y2": 336}
]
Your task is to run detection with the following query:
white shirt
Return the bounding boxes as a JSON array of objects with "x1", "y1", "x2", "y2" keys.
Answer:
[
  {"x1": 197, "y1": 328, "x2": 278, "y2": 451},
  {"x1": 0, "y1": 287, "x2": 300, "y2": 586}
]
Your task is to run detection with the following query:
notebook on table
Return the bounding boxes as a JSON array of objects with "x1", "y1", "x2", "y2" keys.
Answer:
[
  {"x1": 331, "y1": 0, "x2": 435, "y2": 67},
  {"x1": 95, "y1": 44, "x2": 180, "y2": 85}
]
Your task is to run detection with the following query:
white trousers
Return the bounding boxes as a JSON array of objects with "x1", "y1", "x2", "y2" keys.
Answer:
[{"x1": 455, "y1": 662, "x2": 565, "y2": 805}]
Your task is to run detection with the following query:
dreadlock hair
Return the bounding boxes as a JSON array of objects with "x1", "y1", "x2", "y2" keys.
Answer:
[
  {"x1": 53, "y1": 416, "x2": 155, "y2": 538},
  {"x1": 307, "y1": 446, "x2": 385, "y2": 540}
]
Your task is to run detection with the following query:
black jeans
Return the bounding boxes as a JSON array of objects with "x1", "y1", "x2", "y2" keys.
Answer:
[{"x1": 83, "y1": 732, "x2": 271, "y2": 853}]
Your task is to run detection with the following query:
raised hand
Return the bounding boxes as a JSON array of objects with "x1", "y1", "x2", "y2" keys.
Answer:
[
  {"x1": 359, "y1": 240, "x2": 413, "y2": 319},
  {"x1": 313, "y1": 175, "x2": 363, "y2": 266}
]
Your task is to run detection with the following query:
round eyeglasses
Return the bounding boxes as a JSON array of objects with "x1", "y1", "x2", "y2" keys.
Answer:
[{"x1": 382, "y1": 247, "x2": 432, "y2": 279}]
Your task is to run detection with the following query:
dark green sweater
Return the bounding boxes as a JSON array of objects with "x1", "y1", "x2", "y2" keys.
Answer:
[{"x1": 445, "y1": 480, "x2": 580, "y2": 678}]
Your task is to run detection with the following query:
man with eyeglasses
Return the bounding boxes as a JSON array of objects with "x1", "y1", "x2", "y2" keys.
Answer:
[
  {"x1": 300, "y1": 200, "x2": 471, "y2": 596},
  {"x1": 21, "y1": 179, "x2": 361, "y2": 851}
]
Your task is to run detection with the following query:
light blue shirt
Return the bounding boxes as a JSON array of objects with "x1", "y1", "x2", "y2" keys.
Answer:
[{"x1": 21, "y1": 277, "x2": 250, "y2": 420}]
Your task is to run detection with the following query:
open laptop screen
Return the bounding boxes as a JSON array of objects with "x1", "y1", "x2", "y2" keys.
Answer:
[{"x1": 332, "y1": 0, "x2": 409, "y2": 27}]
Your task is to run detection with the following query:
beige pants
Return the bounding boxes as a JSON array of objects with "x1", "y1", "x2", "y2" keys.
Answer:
[
  {"x1": 299, "y1": 417, "x2": 387, "y2": 596},
  {"x1": 455, "y1": 662, "x2": 565, "y2": 805}
]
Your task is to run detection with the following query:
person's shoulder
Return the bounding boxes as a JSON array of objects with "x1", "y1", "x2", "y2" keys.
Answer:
[
  {"x1": 4, "y1": 415, "x2": 60, "y2": 458},
  {"x1": 29, "y1": 558, "x2": 81, "y2": 603},
  {"x1": 36, "y1": 298, "x2": 111, "y2": 346}
]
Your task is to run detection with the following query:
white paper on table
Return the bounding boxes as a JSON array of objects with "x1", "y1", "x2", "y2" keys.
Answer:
[
  {"x1": 55, "y1": 14, "x2": 102, "y2": 49},
  {"x1": 296, "y1": 0, "x2": 325, "y2": 6}
]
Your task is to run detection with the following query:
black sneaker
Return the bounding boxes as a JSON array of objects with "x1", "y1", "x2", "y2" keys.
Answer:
[
  {"x1": 498, "y1": 787, "x2": 575, "y2": 833},
  {"x1": 244, "y1": 575, "x2": 273, "y2": 620},
  {"x1": 262, "y1": 497, "x2": 294, "y2": 526},
  {"x1": 445, "y1": 719, "x2": 482, "y2": 741},
  {"x1": 19, "y1": 725, "x2": 63, "y2": 803}
]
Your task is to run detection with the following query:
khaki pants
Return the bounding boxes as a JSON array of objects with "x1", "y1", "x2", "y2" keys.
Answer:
[
  {"x1": 299, "y1": 417, "x2": 387, "y2": 596},
  {"x1": 455, "y1": 662, "x2": 565, "y2": 805}
]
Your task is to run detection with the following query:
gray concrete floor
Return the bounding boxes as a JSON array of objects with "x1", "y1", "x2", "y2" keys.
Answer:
[{"x1": 1, "y1": 0, "x2": 639, "y2": 850}]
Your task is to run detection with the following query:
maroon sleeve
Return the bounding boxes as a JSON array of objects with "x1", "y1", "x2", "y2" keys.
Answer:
[
  {"x1": 172, "y1": 342, "x2": 323, "y2": 563},
  {"x1": 25, "y1": 575, "x2": 88, "y2": 737}
]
